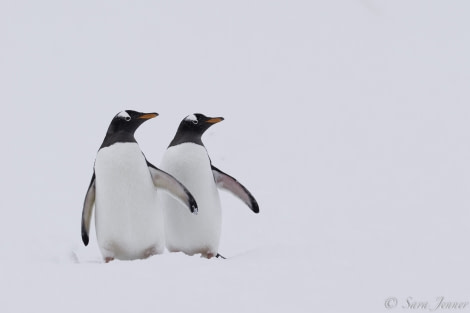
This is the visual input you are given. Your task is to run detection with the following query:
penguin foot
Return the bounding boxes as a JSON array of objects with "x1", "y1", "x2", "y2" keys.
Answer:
[
  {"x1": 166, "y1": 245, "x2": 183, "y2": 254},
  {"x1": 143, "y1": 246, "x2": 159, "y2": 259},
  {"x1": 201, "y1": 252, "x2": 215, "y2": 259},
  {"x1": 201, "y1": 252, "x2": 226, "y2": 259},
  {"x1": 105, "y1": 257, "x2": 114, "y2": 263}
]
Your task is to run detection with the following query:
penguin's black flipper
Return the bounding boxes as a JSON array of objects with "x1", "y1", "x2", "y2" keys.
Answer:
[
  {"x1": 211, "y1": 165, "x2": 259, "y2": 213},
  {"x1": 81, "y1": 172, "x2": 96, "y2": 246},
  {"x1": 147, "y1": 161, "x2": 198, "y2": 214}
]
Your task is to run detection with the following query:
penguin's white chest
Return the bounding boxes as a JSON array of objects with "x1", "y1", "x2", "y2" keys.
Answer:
[
  {"x1": 159, "y1": 143, "x2": 221, "y2": 256},
  {"x1": 94, "y1": 143, "x2": 163, "y2": 260}
]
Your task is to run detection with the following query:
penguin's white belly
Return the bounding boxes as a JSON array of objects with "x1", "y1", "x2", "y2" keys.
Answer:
[
  {"x1": 94, "y1": 143, "x2": 163, "y2": 260},
  {"x1": 160, "y1": 143, "x2": 221, "y2": 256}
]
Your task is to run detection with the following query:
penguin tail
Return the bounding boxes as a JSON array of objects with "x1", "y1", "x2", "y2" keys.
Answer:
[{"x1": 216, "y1": 253, "x2": 226, "y2": 259}]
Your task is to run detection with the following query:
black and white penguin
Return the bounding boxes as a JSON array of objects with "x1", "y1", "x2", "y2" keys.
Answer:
[
  {"x1": 159, "y1": 113, "x2": 259, "y2": 259},
  {"x1": 81, "y1": 110, "x2": 198, "y2": 262}
]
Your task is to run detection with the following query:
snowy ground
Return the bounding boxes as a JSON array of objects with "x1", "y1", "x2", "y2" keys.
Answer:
[{"x1": 1, "y1": 1, "x2": 470, "y2": 312}]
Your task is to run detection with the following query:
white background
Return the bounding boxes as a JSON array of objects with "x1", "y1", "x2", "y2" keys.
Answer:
[{"x1": 1, "y1": 1, "x2": 469, "y2": 312}]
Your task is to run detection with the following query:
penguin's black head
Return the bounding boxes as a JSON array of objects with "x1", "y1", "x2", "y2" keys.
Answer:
[
  {"x1": 100, "y1": 110, "x2": 158, "y2": 149},
  {"x1": 108, "y1": 110, "x2": 158, "y2": 134},
  {"x1": 180, "y1": 113, "x2": 224, "y2": 134},
  {"x1": 169, "y1": 113, "x2": 224, "y2": 147}
]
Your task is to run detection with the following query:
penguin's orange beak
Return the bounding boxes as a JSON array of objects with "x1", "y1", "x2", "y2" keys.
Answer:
[
  {"x1": 206, "y1": 117, "x2": 224, "y2": 124},
  {"x1": 139, "y1": 113, "x2": 159, "y2": 119}
]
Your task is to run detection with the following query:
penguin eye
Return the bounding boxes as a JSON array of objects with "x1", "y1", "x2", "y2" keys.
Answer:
[
  {"x1": 192, "y1": 120, "x2": 198, "y2": 125},
  {"x1": 125, "y1": 117, "x2": 131, "y2": 122}
]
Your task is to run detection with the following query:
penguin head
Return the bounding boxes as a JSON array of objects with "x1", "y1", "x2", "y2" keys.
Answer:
[
  {"x1": 100, "y1": 110, "x2": 158, "y2": 149},
  {"x1": 181, "y1": 113, "x2": 224, "y2": 133},
  {"x1": 169, "y1": 113, "x2": 224, "y2": 147},
  {"x1": 106, "y1": 110, "x2": 158, "y2": 135}
]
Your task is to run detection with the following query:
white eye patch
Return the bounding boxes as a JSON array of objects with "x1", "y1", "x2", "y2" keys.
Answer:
[
  {"x1": 117, "y1": 111, "x2": 131, "y2": 120},
  {"x1": 185, "y1": 114, "x2": 198, "y2": 123}
]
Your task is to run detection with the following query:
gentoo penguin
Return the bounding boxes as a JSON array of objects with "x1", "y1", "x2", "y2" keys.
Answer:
[
  {"x1": 159, "y1": 113, "x2": 259, "y2": 259},
  {"x1": 81, "y1": 110, "x2": 198, "y2": 262}
]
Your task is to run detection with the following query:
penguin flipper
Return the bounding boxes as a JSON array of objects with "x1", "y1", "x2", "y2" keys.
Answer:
[
  {"x1": 211, "y1": 165, "x2": 259, "y2": 213},
  {"x1": 147, "y1": 161, "x2": 198, "y2": 214},
  {"x1": 81, "y1": 172, "x2": 96, "y2": 246}
]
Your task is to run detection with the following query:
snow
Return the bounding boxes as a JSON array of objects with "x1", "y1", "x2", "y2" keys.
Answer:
[{"x1": 1, "y1": 1, "x2": 470, "y2": 312}]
